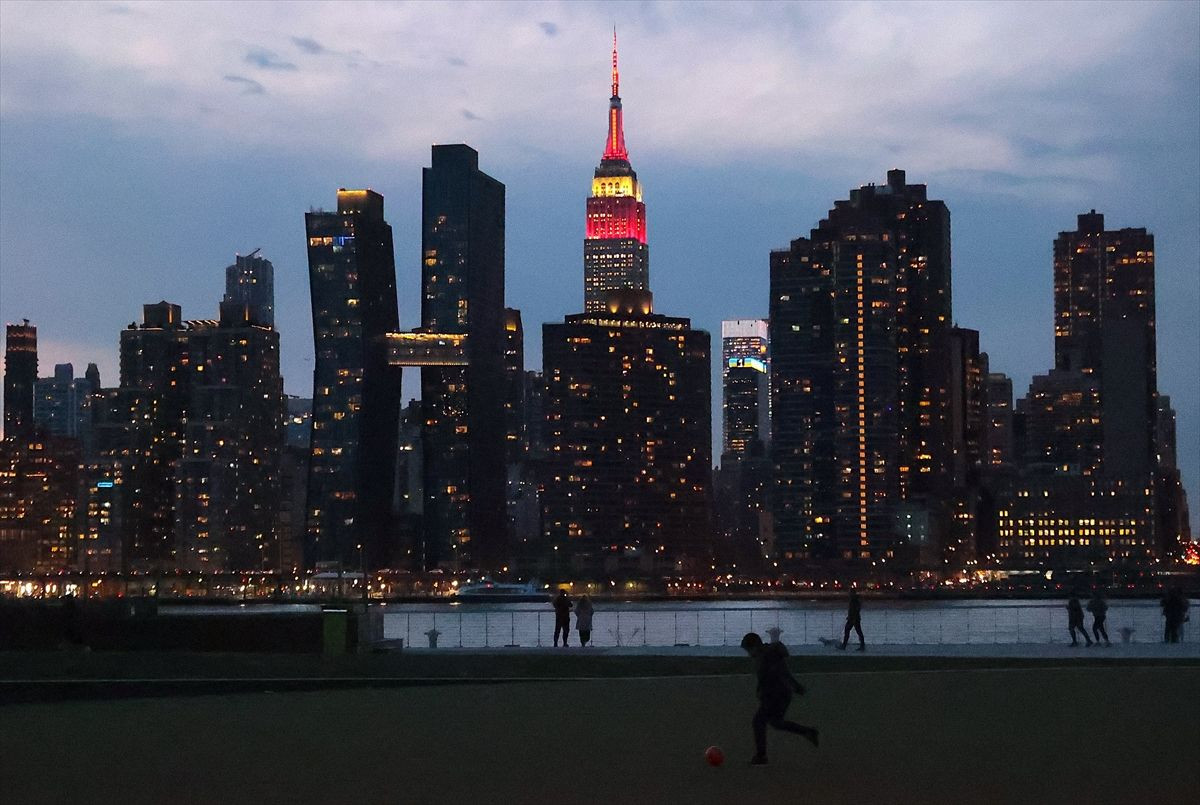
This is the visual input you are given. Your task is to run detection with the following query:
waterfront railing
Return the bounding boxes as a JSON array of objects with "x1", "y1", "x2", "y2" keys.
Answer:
[{"x1": 384, "y1": 605, "x2": 1194, "y2": 649}]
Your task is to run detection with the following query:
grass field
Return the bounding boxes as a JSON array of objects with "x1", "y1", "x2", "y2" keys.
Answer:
[{"x1": 3, "y1": 664, "x2": 1198, "y2": 804}]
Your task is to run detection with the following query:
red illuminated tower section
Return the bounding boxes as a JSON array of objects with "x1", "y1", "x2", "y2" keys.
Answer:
[{"x1": 584, "y1": 32, "x2": 649, "y2": 313}]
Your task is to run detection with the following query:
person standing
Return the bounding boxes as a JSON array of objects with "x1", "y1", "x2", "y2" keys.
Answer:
[
  {"x1": 576, "y1": 594, "x2": 594, "y2": 647},
  {"x1": 1067, "y1": 592, "x2": 1092, "y2": 647},
  {"x1": 740, "y1": 632, "x2": 818, "y2": 766},
  {"x1": 552, "y1": 588, "x2": 572, "y2": 647},
  {"x1": 839, "y1": 590, "x2": 865, "y2": 651},
  {"x1": 1163, "y1": 587, "x2": 1189, "y2": 644},
  {"x1": 1087, "y1": 590, "x2": 1111, "y2": 647}
]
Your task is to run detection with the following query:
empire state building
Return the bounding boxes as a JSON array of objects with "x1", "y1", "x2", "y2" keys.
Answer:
[{"x1": 583, "y1": 33, "x2": 648, "y2": 312}]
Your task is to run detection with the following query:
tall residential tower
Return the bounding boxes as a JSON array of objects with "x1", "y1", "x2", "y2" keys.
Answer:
[
  {"x1": 3, "y1": 321, "x2": 37, "y2": 441},
  {"x1": 305, "y1": 189, "x2": 402, "y2": 571}
]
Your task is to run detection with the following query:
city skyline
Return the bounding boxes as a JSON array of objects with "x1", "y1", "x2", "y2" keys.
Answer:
[{"x1": 1, "y1": 2, "x2": 1198, "y2": 530}]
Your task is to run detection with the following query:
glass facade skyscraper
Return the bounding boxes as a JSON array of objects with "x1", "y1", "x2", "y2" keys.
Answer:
[
  {"x1": 418, "y1": 145, "x2": 507, "y2": 570},
  {"x1": 305, "y1": 189, "x2": 401, "y2": 571}
]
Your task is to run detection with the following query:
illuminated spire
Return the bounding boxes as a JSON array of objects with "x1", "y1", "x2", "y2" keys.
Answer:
[
  {"x1": 603, "y1": 29, "x2": 628, "y2": 162},
  {"x1": 611, "y1": 28, "x2": 619, "y2": 98}
]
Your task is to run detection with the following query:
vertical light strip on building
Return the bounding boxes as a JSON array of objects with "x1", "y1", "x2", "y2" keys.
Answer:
[{"x1": 857, "y1": 255, "x2": 868, "y2": 548}]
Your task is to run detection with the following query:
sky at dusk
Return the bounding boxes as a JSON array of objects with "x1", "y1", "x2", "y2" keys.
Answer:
[{"x1": 1, "y1": 1, "x2": 1198, "y2": 529}]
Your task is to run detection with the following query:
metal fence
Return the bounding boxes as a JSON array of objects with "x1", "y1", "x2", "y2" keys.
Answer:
[{"x1": 384, "y1": 605, "x2": 1195, "y2": 649}]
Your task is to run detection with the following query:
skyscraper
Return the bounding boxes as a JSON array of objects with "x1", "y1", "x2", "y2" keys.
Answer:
[
  {"x1": 112, "y1": 300, "x2": 282, "y2": 571},
  {"x1": 542, "y1": 291, "x2": 712, "y2": 572},
  {"x1": 305, "y1": 189, "x2": 402, "y2": 570},
  {"x1": 417, "y1": 145, "x2": 507, "y2": 570},
  {"x1": 3, "y1": 321, "x2": 37, "y2": 441},
  {"x1": 721, "y1": 320, "x2": 770, "y2": 456},
  {"x1": 948, "y1": 326, "x2": 987, "y2": 487},
  {"x1": 770, "y1": 170, "x2": 951, "y2": 564},
  {"x1": 996, "y1": 212, "x2": 1170, "y2": 570},
  {"x1": 542, "y1": 40, "x2": 711, "y2": 574},
  {"x1": 224, "y1": 249, "x2": 275, "y2": 327},
  {"x1": 1052, "y1": 211, "x2": 1156, "y2": 478},
  {"x1": 583, "y1": 34, "x2": 648, "y2": 312}
]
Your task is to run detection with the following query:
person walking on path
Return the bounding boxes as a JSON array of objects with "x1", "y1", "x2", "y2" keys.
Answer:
[
  {"x1": 1067, "y1": 592, "x2": 1093, "y2": 647},
  {"x1": 1087, "y1": 591, "x2": 1111, "y2": 647},
  {"x1": 741, "y1": 632, "x2": 818, "y2": 766},
  {"x1": 576, "y1": 594, "x2": 594, "y2": 647},
  {"x1": 839, "y1": 590, "x2": 865, "y2": 651},
  {"x1": 552, "y1": 588, "x2": 572, "y2": 647}
]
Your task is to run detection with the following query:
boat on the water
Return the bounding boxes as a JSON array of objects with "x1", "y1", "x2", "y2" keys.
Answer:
[{"x1": 452, "y1": 579, "x2": 548, "y2": 602}]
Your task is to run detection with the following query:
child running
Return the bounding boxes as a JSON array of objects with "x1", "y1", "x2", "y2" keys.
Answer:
[{"x1": 740, "y1": 632, "x2": 819, "y2": 766}]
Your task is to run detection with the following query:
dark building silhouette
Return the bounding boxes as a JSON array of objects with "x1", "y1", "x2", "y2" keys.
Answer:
[
  {"x1": 503, "y1": 308, "x2": 526, "y2": 463},
  {"x1": 524, "y1": 370, "x2": 547, "y2": 460},
  {"x1": 1153, "y1": 396, "x2": 1193, "y2": 559},
  {"x1": 984, "y1": 372, "x2": 1015, "y2": 470},
  {"x1": 34, "y1": 363, "x2": 96, "y2": 439},
  {"x1": 224, "y1": 249, "x2": 275, "y2": 327},
  {"x1": 583, "y1": 34, "x2": 648, "y2": 312},
  {"x1": 277, "y1": 445, "x2": 308, "y2": 573},
  {"x1": 1053, "y1": 211, "x2": 1156, "y2": 478},
  {"x1": 3, "y1": 321, "x2": 37, "y2": 441},
  {"x1": 714, "y1": 441, "x2": 774, "y2": 571},
  {"x1": 771, "y1": 170, "x2": 955, "y2": 565},
  {"x1": 948, "y1": 327, "x2": 987, "y2": 486},
  {"x1": 391, "y1": 399, "x2": 424, "y2": 568},
  {"x1": 542, "y1": 290, "x2": 712, "y2": 574},
  {"x1": 416, "y1": 145, "x2": 507, "y2": 570},
  {"x1": 501, "y1": 309, "x2": 540, "y2": 559},
  {"x1": 997, "y1": 212, "x2": 1184, "y2": 570},
  {"x1": 1017, "y1": 368, "x2": 1103, "y2": 472},
  {"x1": 305, "y1": 189, "x2": 401, "y2": 571},
  {"x1": 109, "y1": 301, "x2": 282, "y2": 571}
]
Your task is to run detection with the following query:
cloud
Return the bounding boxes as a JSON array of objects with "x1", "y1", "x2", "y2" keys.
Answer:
[
  {"x1": 461, "y1": 108, "x2": 482, "y2": 121},
  {"x1": 291, "y1": 36, "x2": 326, "y2": 55},
  {"x1": 245, "y1": 47, "x2": 297, "y2": 70},
  {"x1": 222, "y1": 74, "x2": 265, "y2": 95},
  {"x1": 0, "y1": 1, "x2": 1195, "y2": 190}
]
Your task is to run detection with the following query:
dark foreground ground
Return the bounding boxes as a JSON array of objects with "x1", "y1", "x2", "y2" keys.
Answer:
[{"x1": 3, "y1": 663, "x2": 1198, "y2": 805}]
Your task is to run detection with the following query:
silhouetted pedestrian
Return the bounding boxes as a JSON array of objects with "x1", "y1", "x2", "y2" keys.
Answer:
[
  {"x1": 839, "y1": 590, "x2": 865, "y2": 651},
  {"x1": 1087, "y1": 591, "x2": 1110, "y2": 646},
  {"x1": 576, "y1": 594, "x2": 594, "y2": 646},
  {"x1": 741, "y1": 632, "x2": 818, "y2": 766},
  {"x1": 552, "y1": 588, "x2": 572, "y2": 647},
  {"x1": 1067, "y1": 592, "x2": 1092, "y2": 647},
  {"x1": 1162, "y1": 587, "x2": 1189, "y2": 644}
]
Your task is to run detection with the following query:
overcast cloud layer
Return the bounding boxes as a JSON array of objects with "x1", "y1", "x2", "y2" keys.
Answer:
[{"x1": 1, "y1": 1, "x2": 1198, "y2": 529}]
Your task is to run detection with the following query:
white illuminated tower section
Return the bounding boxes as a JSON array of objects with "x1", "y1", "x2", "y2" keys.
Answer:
[
  {"x1": 583, "y1": 32, "x2": 649, "y2": 312},
  {"x1": 721, "y1": 319, "x2": 770, "y2": 455}
]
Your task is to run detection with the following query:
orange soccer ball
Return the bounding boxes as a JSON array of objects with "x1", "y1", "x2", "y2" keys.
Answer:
[{"x1": 704, "y1": 746, "x2": 724, "y2": 767}]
